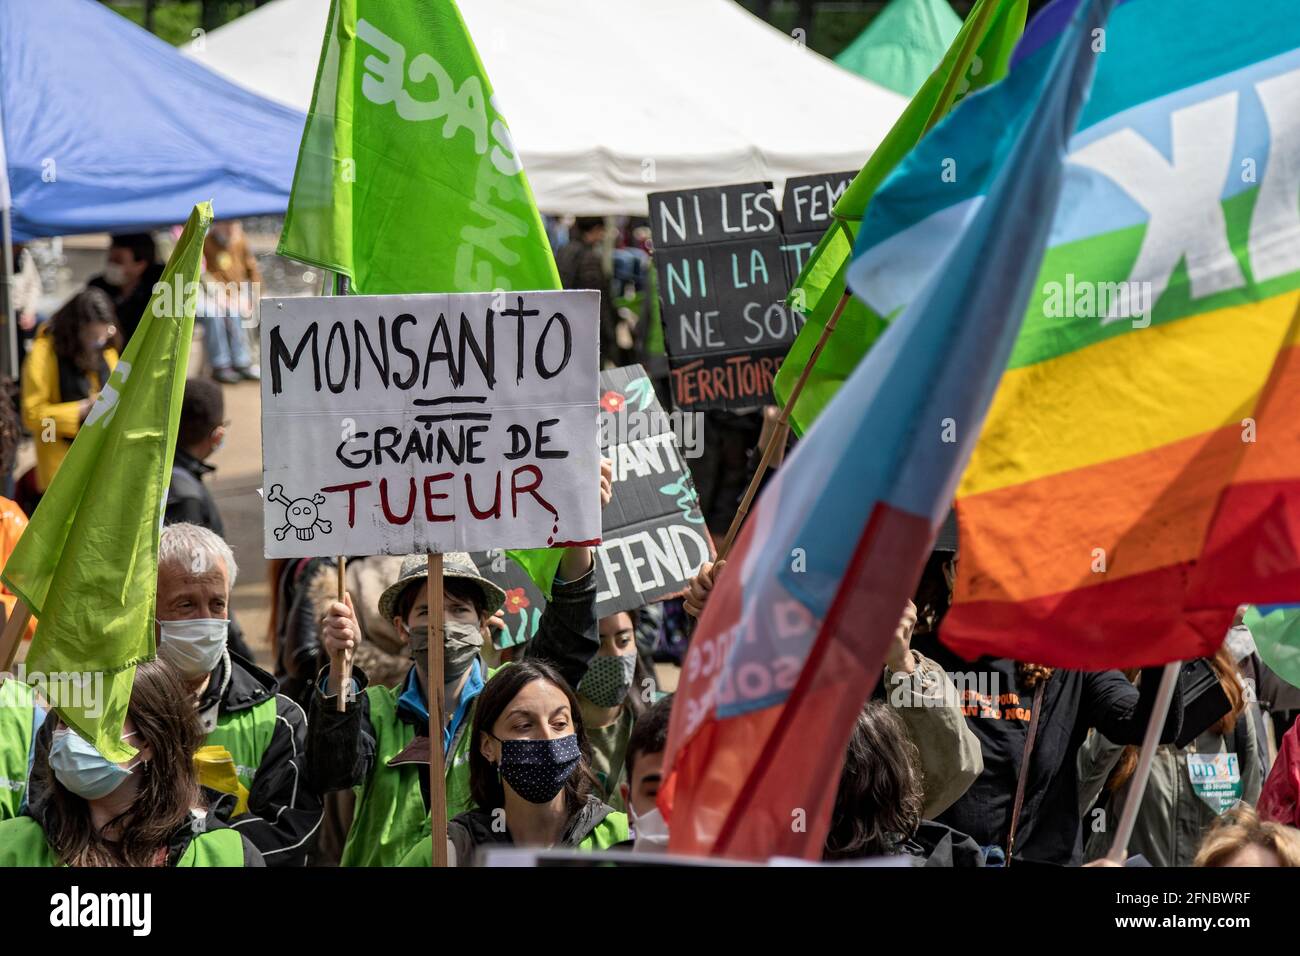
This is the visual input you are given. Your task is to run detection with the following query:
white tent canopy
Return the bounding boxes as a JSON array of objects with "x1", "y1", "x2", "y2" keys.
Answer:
[{"x1": 184, "y1": 0, "x2": 906, "y2": 215}]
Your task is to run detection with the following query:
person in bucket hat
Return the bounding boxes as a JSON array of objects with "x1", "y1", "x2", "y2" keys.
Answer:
[{"x1": 305, "y1": 460, "x2": 613, "y2": 867}]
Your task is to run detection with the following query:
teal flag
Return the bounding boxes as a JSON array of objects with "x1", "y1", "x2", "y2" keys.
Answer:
[{"x1": 835, "y1": 0, "x2": 963, "y2": 97}]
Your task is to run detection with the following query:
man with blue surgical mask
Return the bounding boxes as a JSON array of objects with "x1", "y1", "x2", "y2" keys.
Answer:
[{"x1": 31, "y1": 523, "x2": 321, "y2": 866}]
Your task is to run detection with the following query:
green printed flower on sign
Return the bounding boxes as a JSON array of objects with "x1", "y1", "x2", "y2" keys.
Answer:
[
  {"x1": 624, "y1": 376, "x2": 656, "y2": 412},
  {"x1": 659, "y1": 476, "x2": 705, "y2": 525}
]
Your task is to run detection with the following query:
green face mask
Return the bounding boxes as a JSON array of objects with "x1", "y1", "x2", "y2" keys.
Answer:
[{"x1": 578, "y1": 653, "x2": 636, "y2": 707}]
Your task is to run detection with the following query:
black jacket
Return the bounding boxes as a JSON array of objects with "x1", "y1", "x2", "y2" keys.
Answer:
[
  {"x1": 166, "y1": 448, "x2": 224, "y2": 535},
  {"x1": 448, "y1": 793, "x2": 615, "y2": 866},
  {"x1": 29, "y1": 651, "x2": 321, "y2": 867},
  {"x1": 89, "y1": 261, "x2": 165, "y2": 347},
  {"x1": 904, "y1": 820, "x2": 986, "y2": 867},
  {"x1": 197, "y1": 651, "x2": 323, "y2": 866},
  {"x1": 554, "y1": 239, "x2": 617, "y2": 362},
  {"x1": 913, "y1": 633, "x2": 1183, "y2": 866},
  {"x1": 307, "y1": 566, "x2": 601, "y2": 812}
]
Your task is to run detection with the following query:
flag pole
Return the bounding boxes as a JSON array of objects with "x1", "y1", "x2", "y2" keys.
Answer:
[
  {"x1": 0, "y1": 92, "x2": 20, "y2": 382},
  {"x1": 0, "y1": 203, "x2": 17, "y2": 382},
  {"x1": 1106, "y1": 661, "x2": 1181, "y2": 863},
  {"x1": 334, "y1": 556, "x2": 351, "y2": 713},
  {"x1": 0, "y1": 599, "x2": 28, "y2": 677},
  {"x1": 715, "y1": 1, "x2": 998, "y2": 564},
  {"x1": 323, "y1": 271, "x2": 353, "y2": 713},
  {"x1": 716, "y1": 289, "x2": 851, "y2": 561},
  {"x1": 427, "y1": 552, "x2": 449, "y2": 866}
]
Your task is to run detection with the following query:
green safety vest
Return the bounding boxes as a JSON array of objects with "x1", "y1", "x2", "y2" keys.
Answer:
[
  {"x1": 0, "y1": 815, "x2": 246, "y2": 867},
  {"x1": 204, "y1": 696, "x2": 278, "y2": 794},
  {"x1": 340, "y1": 668, "x2": 496, "y2": 867},
  {"x1": 396, "y1": 810, "x2": 630, "y2": 866},
  {"x1": 0, "y1": 681, "x2": 36, "y2": 821}
]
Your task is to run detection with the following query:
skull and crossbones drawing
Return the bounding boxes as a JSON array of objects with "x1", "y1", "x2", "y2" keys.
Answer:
[{"x1": 269, "y1": 484, "x2": 333, "y2": 541}]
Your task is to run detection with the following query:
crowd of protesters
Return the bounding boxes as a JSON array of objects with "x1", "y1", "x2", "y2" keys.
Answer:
[
  {"x1": 4, "y1": 441, "x2": 1300, "y2": 866},
  {"x1": 3, "y1": 218, "x2": 1300, "y2": 869}
]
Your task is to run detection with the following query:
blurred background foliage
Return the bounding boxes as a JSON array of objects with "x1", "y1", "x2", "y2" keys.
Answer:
[{"x1": 106, "y1": 0, "x2": 1051, "y2": 63}]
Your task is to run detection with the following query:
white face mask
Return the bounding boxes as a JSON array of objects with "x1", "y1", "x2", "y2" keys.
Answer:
[
  {"x1": 157, "y1": 618, "x2": 228, "y2": 679},
  {"x1": 1225, "y1": 623, "x2": 1256, "y2": 663},
  {"x1": 102, "y1": 263, "x2": 128, "y2": 287},
  {"x1": 629, "y1": 803, "x2": 670, "y2": 853}
]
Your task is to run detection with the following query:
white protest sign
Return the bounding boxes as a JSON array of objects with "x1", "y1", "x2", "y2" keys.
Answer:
[{"x1": 260, "y1": 290, "x2": 601, "y2": 558}]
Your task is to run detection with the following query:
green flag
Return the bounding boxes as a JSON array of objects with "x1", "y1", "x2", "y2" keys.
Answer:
[
  {"x1": 1245, "y1": 606, "x2": 1300, "y2": 691},
  {"x1": 2, "y1": 202, "x2": 211, "y2": 762},
  {"x1": 776, "y1": 0, "x2": 1026, "y2": 436},
  {"x1": 278, "y1": 0, "x2": 565, "y2": 594}
]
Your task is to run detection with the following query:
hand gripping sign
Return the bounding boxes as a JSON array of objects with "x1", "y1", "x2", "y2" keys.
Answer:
[{"x1": 260, "y1": 290, "x2": 602, "y2": 559}]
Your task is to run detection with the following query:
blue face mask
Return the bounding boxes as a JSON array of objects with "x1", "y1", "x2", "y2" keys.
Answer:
[{"x1": 49, "y1": 728, "x2": 141, "y2": 800}]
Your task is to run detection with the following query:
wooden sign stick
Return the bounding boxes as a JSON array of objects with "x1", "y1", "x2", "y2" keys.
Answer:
[
  {"x1": 334, "y1": 557, "x2": 350, "y2": 713},
  {"x1": 0, "y1": 600, "x2": 30, "y2": 678},
  {"x1": 716, "y1": 289, "x2": 852, "y2": 562},
  {"x1": 427, "y1": 552, "x2": 449, "y2": 867},
  {"x1": 1106, "y1": 661, "x2": 1181, "y2": 863},
  {"x1": 324, "y1": 271, "x2": 353, "y2": 713},
  {"x1": 713, "y1": 5, "x2": 983, "y2": 568}
]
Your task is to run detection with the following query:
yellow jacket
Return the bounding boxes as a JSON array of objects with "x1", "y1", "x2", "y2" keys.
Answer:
[{"x1": 21, "y1": 332, "x2": 118, "y2": 491}]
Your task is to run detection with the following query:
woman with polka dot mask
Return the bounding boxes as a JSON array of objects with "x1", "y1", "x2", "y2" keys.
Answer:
[{"x1": 398, "y1": 660, "x2": 628, "y2": 866}]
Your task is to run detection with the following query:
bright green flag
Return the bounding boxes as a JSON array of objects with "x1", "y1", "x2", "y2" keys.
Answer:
[
  {"x1": 2, "y1": 203, "x2": 212, "y2": 762},
  {"x1": 776, "y1": 0, "x2": 1027, "y2": 436},
  {"x1": 278, "y1": 0, "x2": 565, "y2": 594}
]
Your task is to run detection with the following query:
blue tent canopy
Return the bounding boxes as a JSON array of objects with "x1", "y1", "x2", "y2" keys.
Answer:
[{"x1": 0, "y1": 0, "x2": 306, "y2": 240}]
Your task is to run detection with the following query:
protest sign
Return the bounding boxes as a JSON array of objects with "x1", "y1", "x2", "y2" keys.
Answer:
[
  {"x1": 649, "y1": 175, "x2": 853, "y2": 412},
  {"x1": 779, "y1": 170, "x2": 857, "y2": 295},
  {"x1": 474, "y1": 364, "x2": 713, "y2": 645},
  {"x1": 649, "y1": 182, "x2": 794, "y2": 411},
  {"x1": 261, "y1": 290, "x2": 601, "y2": 559}
]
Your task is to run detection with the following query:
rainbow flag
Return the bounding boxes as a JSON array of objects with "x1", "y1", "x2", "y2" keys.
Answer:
[
  {"x1": 848, "y1": 0, "x2": 1300, "y2": 668},
  {"x1": 659, "y1": 0, "x2": 1108, "y2": 860}
]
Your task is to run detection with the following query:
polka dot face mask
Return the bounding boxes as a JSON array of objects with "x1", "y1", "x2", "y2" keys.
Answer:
[
  {"x1": 495, "y1": 734, "x2": 581, "y2": 804},
  {"x1": 577, "y1": 653, "x2": 636, "y2": 708}
]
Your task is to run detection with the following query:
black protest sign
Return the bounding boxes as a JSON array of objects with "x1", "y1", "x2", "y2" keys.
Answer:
[
  {"x1": 649, "y1": 175, "x2": 853, "y2": 412},
  {"x1": 651, "y1": 182, "x2": 793, "y2": 411},
  {"x1": 780, "y1": 171, "x2": 857, "y2": 308},
  {"x1": 473, "y1": 549, "x2": 543, "y2": 648},
  {"x1": 649, "y1": 183, "x2": 781, "y2": 249},
  {"x1": 474, "y1": 364, "x2": 713, "y2": 646},
  {"x1": 780, "y1": 170, "x2": 856, "y2": 234}
]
